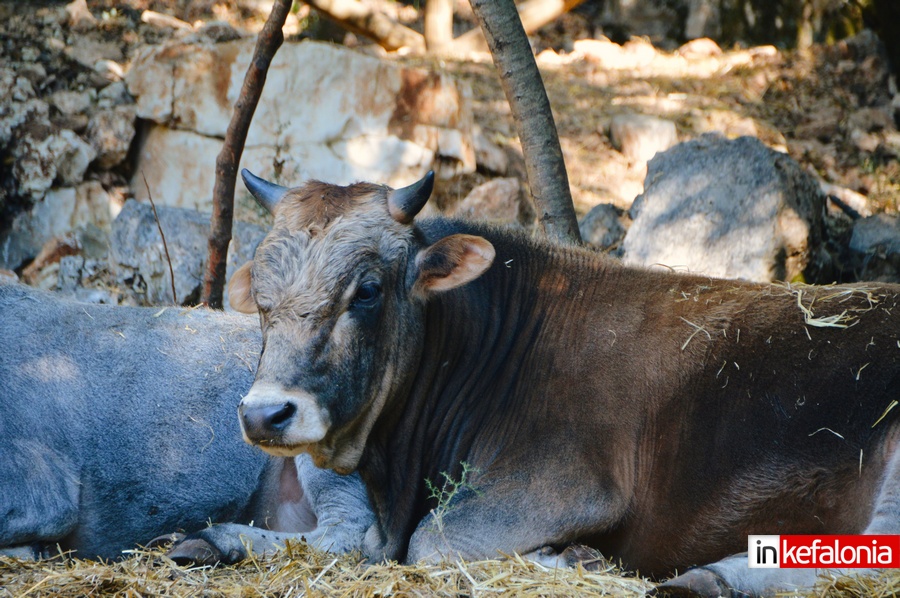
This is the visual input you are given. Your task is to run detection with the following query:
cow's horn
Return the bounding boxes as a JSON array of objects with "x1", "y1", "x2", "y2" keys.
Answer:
[
  {"x1": 241, "y1": 169, "x2": 287, "y2": 214},
  {"x1": 387, "y1": 171, "x2": 435, "y2": 224}
]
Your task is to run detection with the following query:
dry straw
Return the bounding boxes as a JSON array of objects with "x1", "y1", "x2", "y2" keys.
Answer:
[{"x1": 3, "y1": 543, "x2": 900, "y2": 597}]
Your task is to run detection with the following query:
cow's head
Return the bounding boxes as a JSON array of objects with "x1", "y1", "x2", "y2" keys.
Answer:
[{"x1": 230, "y1": 169, "x2": 495, "y2": 473}]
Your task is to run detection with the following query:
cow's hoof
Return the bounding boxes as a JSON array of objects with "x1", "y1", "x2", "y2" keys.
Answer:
[
  {"x1": 147, "y1": 532, "x2": 185, "y2": 550},
  {"x1": 166, "y1": 537, "x2": 226, "y2": 566},
  {"x1": 651, "y1": 567, "x2": 736, "y2": 598},
  {"x1": 559, "y1": 544, "x2": 611, "y2": 572},
  {"x1": 165, "y1": 528, "x2": 249, "y2": 566}
]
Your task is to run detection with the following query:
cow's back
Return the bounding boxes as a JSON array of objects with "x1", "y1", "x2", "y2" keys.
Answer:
[
  {"x1": 609, "y1": 276, "x2": 900, "y2": 572},
  {"x1": 0, "y1": 282, "x2": 268, "y2": 558}
]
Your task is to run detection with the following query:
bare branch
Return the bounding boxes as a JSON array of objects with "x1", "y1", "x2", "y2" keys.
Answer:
[
  {"x1": 453, "y1": 0, "x2": 586, "y2": 54},
  {"x1": 142, "y1": 172, "x2": 177, "y2": 305},
  {"x1": 200, "y1": 0, "x2": 292, "y2": 309},
  {"x1": 303, "y1": 0, "x2": 425, "y2": 53}
]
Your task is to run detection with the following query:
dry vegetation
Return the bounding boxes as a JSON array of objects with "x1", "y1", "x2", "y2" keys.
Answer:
[
  {"x1": 1, "y1": 544, "x2": 653, "y2": 598},
  {"x1": 5, "y1": 544, "x2": 900, "y2": 597}
]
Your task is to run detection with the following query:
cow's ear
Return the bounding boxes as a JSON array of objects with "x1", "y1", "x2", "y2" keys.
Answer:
[
  {"x1": 229, "y1": 261, "x2": 257, "y2": 313},
  {"x1": 415, "y1": 234, "x2": 495, "y2": 293}
]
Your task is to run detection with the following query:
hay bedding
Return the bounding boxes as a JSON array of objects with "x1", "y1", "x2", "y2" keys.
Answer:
[
  {"x1": 0, "y1": 543, "x2": 652, "y2": 598},
  {"x1": 4, "y1": 544, "x2": 900, "y2": 598}
]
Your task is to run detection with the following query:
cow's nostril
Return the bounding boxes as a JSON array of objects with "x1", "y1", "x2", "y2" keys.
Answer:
[{"x1": 269, "y1": 402, "x2": 296, "y2": 428}]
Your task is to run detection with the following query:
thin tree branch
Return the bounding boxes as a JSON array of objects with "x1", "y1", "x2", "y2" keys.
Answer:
[
  {"x1": 303, "y1": 0, "x2": 425, "y2": 53},
  {"x1": 469, "y1": 0, "x2": 581, "y2": 245},
  {"x1": 200, "y1": 0, "x2": 292, "y2": 309},
  {"x1": 452, "y1": 0, "x2": 587, "y2": 54},
  {"x1": 142, "y1": 171, "x2": 177, "y2": 305}
]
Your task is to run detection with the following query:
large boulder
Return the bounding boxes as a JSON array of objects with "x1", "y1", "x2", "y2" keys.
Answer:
[
  {"x1": 108, "y1": 200, "x2": 266, "y2": 307},
  {"x1": 0, "y1": 182, "x2": 116, "y2": 271},
  {"x1": 848, "y1": 214, "x2": 900, "y2": 282},
  {"x1": 126, "y1": 40, "x2": 476, "y2": 211},
  {"x1": 623, "y1": 134, "x2": 830, "y2": 283}
]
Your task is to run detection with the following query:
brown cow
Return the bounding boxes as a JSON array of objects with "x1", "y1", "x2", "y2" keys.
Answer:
[{"x1": 223, "y1": 168, "x2": 900, "y2": 597}]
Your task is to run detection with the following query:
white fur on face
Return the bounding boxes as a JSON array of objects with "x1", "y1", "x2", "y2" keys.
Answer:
[{"x1": 239, "y1": 382, "x2": 332, "y2": 456}]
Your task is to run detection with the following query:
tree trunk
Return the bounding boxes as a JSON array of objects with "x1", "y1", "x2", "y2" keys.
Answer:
[
  {"x1": 424, "y1": 0, "x2": 454, "y2": 54},
  {"x1": 469, "y1": 0, "x2": 581, "y2": 245},
  {"x1": 453, "y1": 0, "x2": 586, "y2": 54},
  {"x1": 200, "y1": 0, "x2": 292, "y2": 309},
  {"x1": 304, "y1": 0, "x2": 425, "y2": 53}
]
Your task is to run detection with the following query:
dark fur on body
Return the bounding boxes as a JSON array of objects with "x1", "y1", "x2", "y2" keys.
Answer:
[
  {"x1": 231, "y1": 173, "x2": 900, "y2": 595},
  {"x1": 362, "y1": 219, "x2": 898, "y2": 573}
]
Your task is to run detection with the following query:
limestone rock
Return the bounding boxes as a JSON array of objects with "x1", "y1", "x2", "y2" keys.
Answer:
[
  {"x1": 623, "y1": 134, "x2": 830, "y2": 283},
  {"x1": 86, "y1": 106, "x2": 136, "y2": 169},
  {"x1": 11, "y1": 126, "x2": 94, "y2": 198},
  {"x1": 449, "y1": 178, "x2": 533, "y2": 225},
  {"x1": 126, "y1": 40, "x2": 475, "y2": 210},
  {"x1": 473, "y1": 127, "x2": 509, "y2": 175},
  {"x1": 55, "y1": 129, "x2": 96, "y2": 185},
  {"x1": 849, "y1": 215, "x2": 900, "y2": 282},
  {"x1": 579, "y1": 203, "x2": 627, "y2": 251},
  {"x1": 0, "y1": 181, "x2": 116, "y2": 270},
  {"x1": 65, "y1": 0, "x2": 96, "y2": 32},
  {"x1": 49, "y1": 89, "x2": 94, "y2": 115},
  {"x1": 108, "y1": 200, "x2": 267, "y2": 306},
  {"x1": 609, "y1": 113, "x2": 678, "y2": 163}
]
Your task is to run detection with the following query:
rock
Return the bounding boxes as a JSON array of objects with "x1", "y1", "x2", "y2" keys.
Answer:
[
  {"x1": 65, "y1": 0, "x2": 96, "y2": 32},
  {"x1": 676, "y1": 37, "x2": 722, "y2": 58},
  {"x1": 11, "y1": 125, "x2": 95, "y2": 198},
  {"x1": 125, "y1": 39, "x2": 475, "y2": 208},
  {"x1": 55, "y1": 129, "x2": 96, "y2": 185},
  {"x1": 108, "y1": 200, "x2": 267, "y2": 306},
  {"x1": 850, "y1": 128, "x2": 880, "y2": 153},
  {"x1": 140, "y1": 10, "x2": 192, "y2": 31},
  {"x1": 185, "y1": 21, "x2": 242, "y2": 43},
  {"x1": 86, "y1": 106, "x2": 136, "y2": 169},
  {"x1": 0, "y1": 182, "x2": 116, "y2": 270},
  {"x1": 848, "y1": 106, "x2": 894, "y2": 132},
  {"x1": 93, "y1": 59, "x2": 124, "y2": 83},
  {"x1": 473, "y1": 127, "x2": 509, "y2": 175},
  {"x1": 97, "y1": 81, "x2": 132, "y2": 108},
  {"x1": 49, "y1": 89, "x2": 94, "y2": 115},
  {"x1": 573, "y1": 38, "x2": 658, "y2": 70},
  {"x1": 64, "y1": 37, "x2": 124, "y2": 71},
  {"x1": 73, "y1": 180, "x2": 115, "y2": 230},
  {"x1": 609, "y1": 113, "x2": 678, "y2": 163},
  {"x1": 579, "y1": 203, "x2": 627, "y2": 250},
  {"x1": 130, "y1": 126, "x2": 221, "y2": 210},
  {"x1": 623, "y1": 134, "x2": 830, "y2": 283},
  {"x1": 13, "y1": 76, "x2": 36, "y2": 101},
  {"x1": 21, "y1": 231, "x2": 81, "y2": 285},
  {"x1": 851, "y1": 214, "x2": 900, "y2": 255},
  {"x1": 449, "y1": 178, "x2": 533, "y2": 225},
  {"x1": 849, "y1": 214, "x2": 900, "y2": 282}
]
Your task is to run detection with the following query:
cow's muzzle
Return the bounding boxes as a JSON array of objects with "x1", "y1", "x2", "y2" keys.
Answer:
[{"x1": 238, "y1": 383, "x2": 330, "y2": 456}]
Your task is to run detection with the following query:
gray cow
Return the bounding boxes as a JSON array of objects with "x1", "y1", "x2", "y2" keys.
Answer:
[{"x1": 0, "y1": 280, "x2": 372, "y2": 561}]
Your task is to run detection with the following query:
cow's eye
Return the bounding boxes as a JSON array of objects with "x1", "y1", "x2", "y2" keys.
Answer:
[{"x1": 352, "y1": 282, "x2": 381, "y2": 307}]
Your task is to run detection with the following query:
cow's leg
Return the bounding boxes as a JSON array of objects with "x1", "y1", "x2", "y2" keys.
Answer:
[
  {"x1": 165, "y1": 454, "x2": 375, "y2": 565},
  {"x1": 656, "y1": 445, "x2": 900, "y2": 598},
  {"x1": 0, "y1": 440, "x2": 80, "y2": 559},
  {"x1": 406, "y1": 476, "x2": 624, "y2": 564}
]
